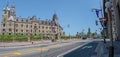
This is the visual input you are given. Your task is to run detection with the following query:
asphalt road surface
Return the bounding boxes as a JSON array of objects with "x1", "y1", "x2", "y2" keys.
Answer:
[
  {"x1": 63, "y1": 41, "x2": 99, "y2": 57},
  {"x1": 0, "y1": 41, "x2": 87, "y2": 57},
  {"x1": 0, "y1": 39, "x2": 102, "y2": 57}
]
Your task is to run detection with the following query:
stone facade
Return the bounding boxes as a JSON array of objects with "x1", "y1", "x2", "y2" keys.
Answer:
[
  {"x1": 112, "y1": 0, "x2": 120, "y2": 40},
  {"x1": 1, "y1": 3, "x2": 64, "y2": 37}
]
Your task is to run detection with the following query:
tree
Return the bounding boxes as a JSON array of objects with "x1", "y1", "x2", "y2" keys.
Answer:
[{"x1": 87, "y1": 27, "x2": 91, "y2": 38}]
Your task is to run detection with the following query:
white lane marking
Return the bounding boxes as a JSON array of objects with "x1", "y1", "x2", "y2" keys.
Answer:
[
  {"x1": 81, "y1": 46, "x2": 88, "y2": 49},
  {"x1": 81, "y1": 46, "x2": 93, "y2": 49},
  {"x1": 87, "y1": 46, "x2": 92, "y2": 48},
  {"x1": 57, "y1": 41, "x2": 93, "y2": 57}
]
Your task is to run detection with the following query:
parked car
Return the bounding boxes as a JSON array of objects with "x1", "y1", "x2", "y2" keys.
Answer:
[{"x1": 82, "y1": 37, "x2": 87, "y2": 40}]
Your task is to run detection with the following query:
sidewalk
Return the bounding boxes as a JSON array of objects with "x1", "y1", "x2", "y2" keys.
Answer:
[
  {"x1": 0, "y1": 39, "x2": 81, "y2": 47},
  {"x1": 92, "y1": 41, "x2": 120, "y2": 57},
  {"x1": 0, "y1": 40, "x2": 51, "y2": 47}
]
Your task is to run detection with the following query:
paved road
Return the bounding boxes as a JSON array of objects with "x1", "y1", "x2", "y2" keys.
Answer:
[
  {"x1": 19, "y1": 42, "x2": 86, "y2": 57},
  {"x1": 0, "y1": 39, "x2": 102, "y2": 57},
  {"x1": 63, "y1": 41, "x2": 99, "y2": 57},
  {"x1": 0, "y1": 40, "x2": 89, "y2": 57}
]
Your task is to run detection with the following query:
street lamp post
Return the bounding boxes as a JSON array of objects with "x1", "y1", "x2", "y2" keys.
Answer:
[
  {"x1": 105, "y1": 1, "x2": 114, "y2": 57},
  {"x1": 92, "y1": 8, "x2": 107, "y2": 43}
]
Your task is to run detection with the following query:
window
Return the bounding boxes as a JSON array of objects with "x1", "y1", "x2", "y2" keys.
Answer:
[
  {"x1": 42, "y1": 26, "x2": 44, "y2": 29},
  {"x1": 34, "y1": 26, "x2": 37, "y2": 29},
  {"x1": 21, "y1": 33, "x2": 23, "y2": 35},
  {"x1": 42, "y1": 31, "x2": 44, "y2": 33},
  {"x1": 16, "y1": 29, "x2": 18, "y2": 32},
  {"x1": 46, "y1": 27, "x2": 48, "y2": 29},
  {"x1": 26, "y1": 30, "x2": 28, "y2": 32},
  {"x1": 117, "y1": 5, "x2": 120, "y2": 19},
  {"x1": 21, "y1": 30, "x2": 23, "y2": 32},
  {"x1": 31, "y1": 25, "x2": 32, "y2": 28},
  {"x1": 39, "y1": 30, "x2": 40, "y2": 32},
  {"x1": 31, "y1": 30, "x2": 32, "y2": 32},
  {"x1": 3, "y1": 29, "x2": 5, "y2": 31},
  {"x1": 9, "y1": 28, "x2": 12, "y2": 32},
  {"x1": 39, "y1": 26, "x2": 40, "y2": 28},
  {"x1": 16, "y1": 19, "x2": 18, "y2": 21},
  {"x1": 26, "y1": 25, "x2": 28, "y2": 28},
  {"x1": 21, "y1": 19, "x2": 23, "y2": 22},
  {"x1": 21, "y1": 24, "x2": 23, "y2": 27},
  {"x1": 9, "y1": 33, "x2": 11, "y2": 35},
  {"x1": 2, "y1": 33, "x2": 4, "y2": 35},
  {"x1": 49, "y1": 27, "x2": 51, "y2": 29},
  {"x1": 3, "y1": 24, "x2": 5, "y2": 27}
]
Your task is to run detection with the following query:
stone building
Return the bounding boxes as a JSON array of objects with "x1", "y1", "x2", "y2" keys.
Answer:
[
  {"x1": 0, "y1": 3, "x2": 64, "y2": 38},
  {"x1": 103, "y1": 0, "x2": 120, "y2": 40},
  {"x1": 112, "y1": 0, "x2": 120, "y2": 40}
]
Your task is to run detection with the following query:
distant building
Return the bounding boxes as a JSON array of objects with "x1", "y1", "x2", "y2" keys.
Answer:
[{"x1": 0, "y1": 3, "x2": 64, "y2": 38}]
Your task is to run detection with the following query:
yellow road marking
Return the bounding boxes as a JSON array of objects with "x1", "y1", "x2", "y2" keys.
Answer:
[
  {"x1": 36, "y1": 47, "x2": 49, "y2": 51},
  {"x1": 12, "y1": 52, "x2": 22, "y2": 55}
]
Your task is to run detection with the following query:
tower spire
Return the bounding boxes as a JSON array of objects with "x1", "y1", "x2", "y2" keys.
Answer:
[{"x1": 53, "y1": 13, "x2": 58, "y2": 21}]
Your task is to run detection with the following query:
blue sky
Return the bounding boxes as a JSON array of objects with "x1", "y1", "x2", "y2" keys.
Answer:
[{"x1": 0, "y1": 0, "x2": 103, "y2": 36}]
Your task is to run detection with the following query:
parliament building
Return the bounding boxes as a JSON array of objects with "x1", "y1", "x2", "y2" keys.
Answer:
[{"x1": 1, "y1": 3, "x2": 64, "y2": 38}]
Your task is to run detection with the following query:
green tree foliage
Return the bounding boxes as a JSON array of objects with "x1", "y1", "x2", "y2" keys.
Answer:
[{"x1": 0, "y1": 34, "x2": 46, "y2": 42}]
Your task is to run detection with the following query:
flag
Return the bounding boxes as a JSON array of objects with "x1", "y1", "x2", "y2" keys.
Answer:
[
  {"x1": 95, "y1": 9, "x2": 101, "y2": 18},
  {"x1": 53, "y1": 21, "x2": 59, "y2": 26}
]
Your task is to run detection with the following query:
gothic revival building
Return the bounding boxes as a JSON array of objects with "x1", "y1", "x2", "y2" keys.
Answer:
[{"x1": 1, "y1": 3, "x2": 64, "y2": 37}]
